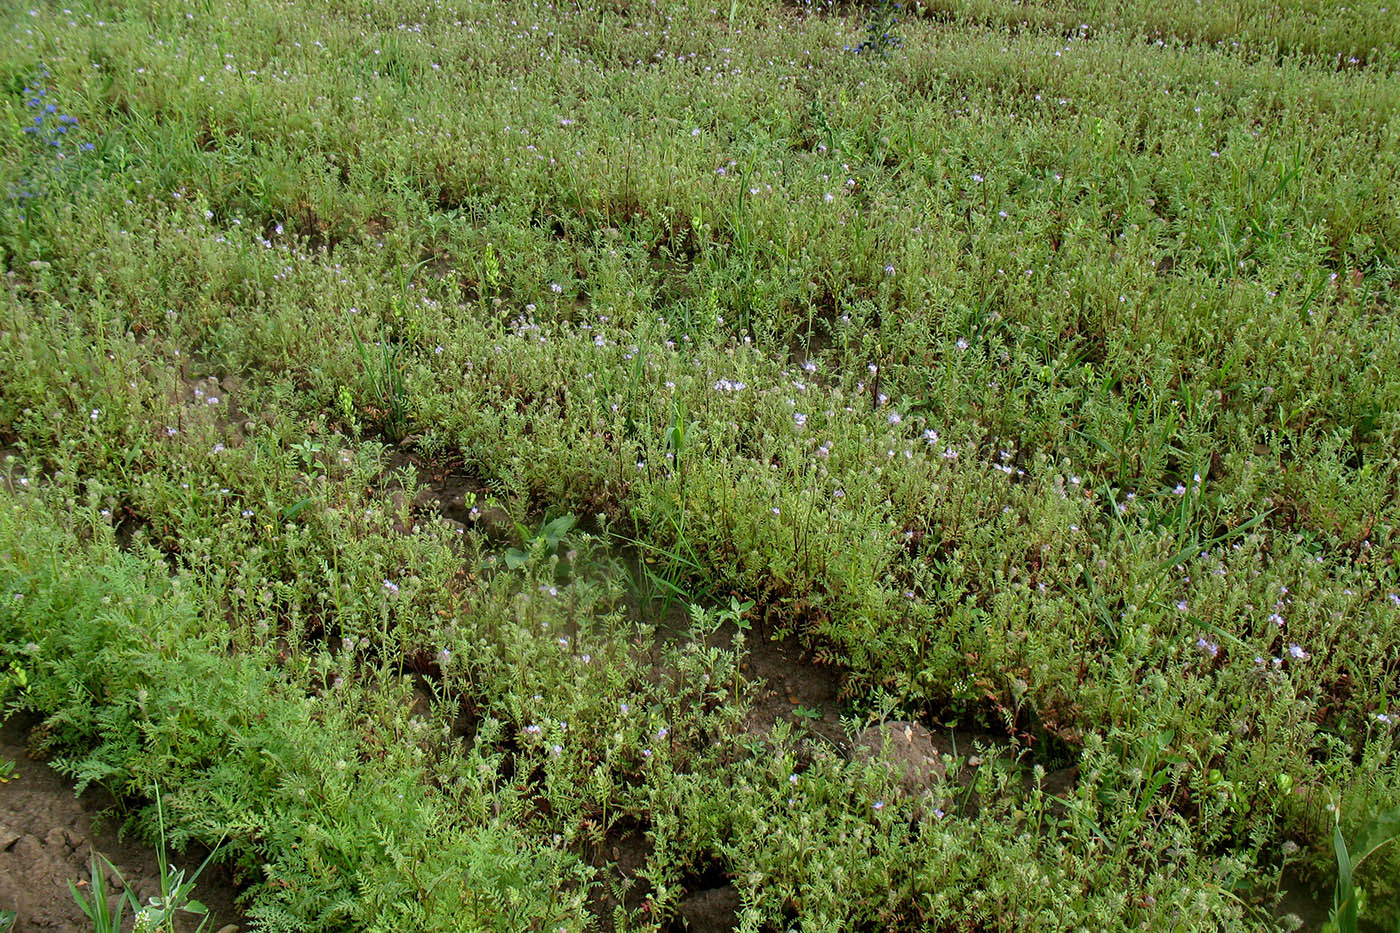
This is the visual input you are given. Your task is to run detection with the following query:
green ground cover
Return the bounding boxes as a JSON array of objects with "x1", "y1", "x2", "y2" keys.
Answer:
[{"x1": 1, "y1": 0, "x2": 1399, "y2": 928}]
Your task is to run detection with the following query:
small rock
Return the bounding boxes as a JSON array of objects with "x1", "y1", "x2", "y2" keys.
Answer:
[
  {"x1": 474, "y1": 506, "x2": 514, "y2": 541},
  {"x1": 12, "y1": 834, "x2": 46, "y2": 864},
  {"x1": 412, "y1": 485, "x2": 438, "y2": 510},
  {"x1": 43, "y1": 826, "x2": 80, "y2": 852},
  {"x1": 853, "y1": 721, "x2": 947, "y2": 805}
]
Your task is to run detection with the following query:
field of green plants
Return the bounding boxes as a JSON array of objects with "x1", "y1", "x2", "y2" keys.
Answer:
[{"x1": 1, "y1": 0, "x2": 1398, "y2": 928}]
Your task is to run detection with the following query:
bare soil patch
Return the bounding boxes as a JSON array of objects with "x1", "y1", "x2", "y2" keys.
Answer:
[{"x1": 0, "y1": 718, "x2": 245, "y2": 932}]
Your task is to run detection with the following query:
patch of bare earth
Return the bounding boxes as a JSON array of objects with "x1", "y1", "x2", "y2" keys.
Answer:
[{"x1": 0, "y1": 718, "x2": 245, "y2": 933}]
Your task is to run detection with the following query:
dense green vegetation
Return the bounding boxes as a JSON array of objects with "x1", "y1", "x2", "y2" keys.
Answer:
[{"x1": 2, "y1": 0, "x2": 1398, "y2": 928}]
